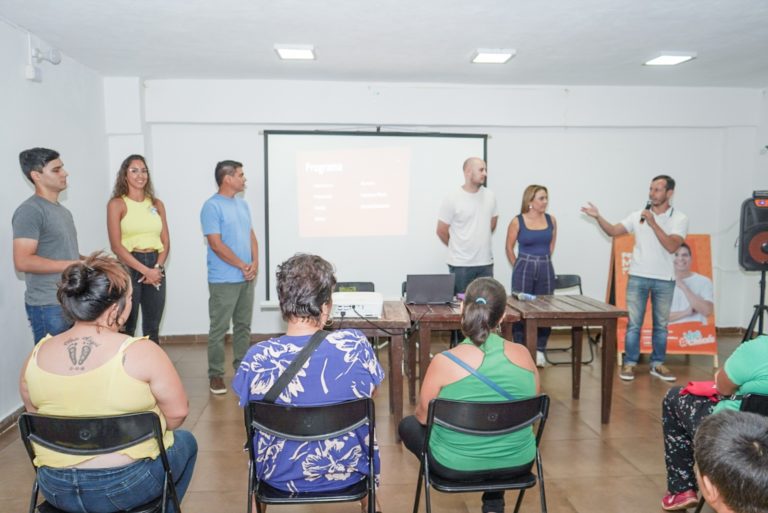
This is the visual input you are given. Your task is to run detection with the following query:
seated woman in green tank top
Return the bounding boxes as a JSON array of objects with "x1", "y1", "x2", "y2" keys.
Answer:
[{"x1": 398, "y1": 277, "x2": 540, "y2": 513}]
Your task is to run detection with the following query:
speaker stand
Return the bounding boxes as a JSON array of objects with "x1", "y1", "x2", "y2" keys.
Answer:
[{"x1": 743, "y1": 269, "x2": 768, "y2": 343}]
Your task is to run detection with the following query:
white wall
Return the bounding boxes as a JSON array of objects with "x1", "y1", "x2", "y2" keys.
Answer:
[
  {"x1": 100, "y1": 79, "x2": 767, "y2": 337},
  {"x1": 0, "y1": 21, "x2": 109, "y2": 419}
]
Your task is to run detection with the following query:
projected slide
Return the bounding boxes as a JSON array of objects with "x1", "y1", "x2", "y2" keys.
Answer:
[
  {"x1": 265, "y1": 131, "x2": 486, "y2": 300},
  {"x1": 297, "y1": 147, "x2": 410, "y2": 237}
]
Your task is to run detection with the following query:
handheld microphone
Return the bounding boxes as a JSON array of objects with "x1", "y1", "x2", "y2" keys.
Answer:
[{"x1": 639, "y1": 201, "x2": 651, "y2": 224}]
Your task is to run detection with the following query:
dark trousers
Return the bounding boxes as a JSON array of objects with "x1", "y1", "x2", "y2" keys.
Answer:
[
  {"x1": 662, "y1": 387, "x2": 717, "y2": 493},
  {"x1": 123, "y1": 251, "x2": 166, "y2": 344},
  {"x1": 448, "y1": 264, "x2": 494, "y2": 346},
  {"x1": 398, "y1": 415, "x2": 533, "y2": 509},
  {"x1": 511, "y1": 254, "x2": 555, "y2": 351},
  {"x1": 448, "y1": 264, "x2": 494, "y2": 295}
]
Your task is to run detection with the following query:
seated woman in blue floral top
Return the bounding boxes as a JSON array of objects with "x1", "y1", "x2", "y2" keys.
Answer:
[{"x1": 233, "y1": 253, "x2": 384, "y2": 504}]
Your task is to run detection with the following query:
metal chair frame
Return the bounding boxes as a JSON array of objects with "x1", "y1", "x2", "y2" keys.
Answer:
[
  {"x1": 413, "y1": 395, "x2": 550, "y2": 513},
  {"x1": 544, "y1": 274, "x2": 601, "y2": 365},
  {"x1": 18, "y1": 411, "x2": 180, "y2": 513},
  {"x1": 244, "y1": 398, "x2": 376, "y2": 513}
]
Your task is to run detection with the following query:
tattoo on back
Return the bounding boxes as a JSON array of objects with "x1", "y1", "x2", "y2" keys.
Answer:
[{"x1": 63, "y1": 337, "x2": 100, "y2": 371}]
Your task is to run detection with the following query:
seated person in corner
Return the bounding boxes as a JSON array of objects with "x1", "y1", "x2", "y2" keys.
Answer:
[
  {"x1": 398, "y1": 277, "x2": 540, "y2": 513},
  {"x1": 660, "y1": 334, "x2": 768, "y2": 511},
  {"x1": 233, "y1": 253, "x2": 384, "y2": 510},
  {"x1": 669, "y1": 243, "x2": 714, "y2": 325},
  {"x1": 18, "y1": 252, "x2": 197, "y2": 513},
  {"x1": 693, "y1": 410, "x2": 768, "y2": 513}
]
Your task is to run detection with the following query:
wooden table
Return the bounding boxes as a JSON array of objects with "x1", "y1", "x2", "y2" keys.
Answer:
[
  {"x1": 506, "y1": 294, "x2": 627, "y2": 424},
  {"x1": 405, "y1": 303, "x2": 521, "y2": 404},
  {"x1": 330, "y1": 300, "x2": 411, "y2": 438}
]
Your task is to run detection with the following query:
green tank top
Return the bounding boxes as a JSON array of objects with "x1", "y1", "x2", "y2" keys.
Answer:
[{"x1": 430, "y1": 333, "x2": 537, "y2": 471}]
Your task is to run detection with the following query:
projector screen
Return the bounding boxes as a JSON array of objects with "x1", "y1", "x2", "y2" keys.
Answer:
[{"x1": 264, "y1": 131, "x2": 487, "y2": 300}]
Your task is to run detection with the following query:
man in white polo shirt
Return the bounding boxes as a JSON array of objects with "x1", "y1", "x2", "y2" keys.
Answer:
[{"x1": 581, "y1": 175, "x2": 688, "y2": 382}]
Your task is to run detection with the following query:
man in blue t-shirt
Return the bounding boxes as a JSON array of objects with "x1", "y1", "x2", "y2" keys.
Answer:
[{"x1": 200, "y1": 160, "x2": 259, "y2": 395}]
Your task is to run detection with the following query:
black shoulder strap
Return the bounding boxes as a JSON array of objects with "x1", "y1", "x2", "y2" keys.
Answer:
[{"x1": 263, "y1": 330, "x2": 329, "y2": 404}]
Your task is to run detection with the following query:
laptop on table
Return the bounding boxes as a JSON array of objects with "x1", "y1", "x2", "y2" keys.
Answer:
[{"x1": 405, "y1": 274, "x2": 455, "y2": 304}]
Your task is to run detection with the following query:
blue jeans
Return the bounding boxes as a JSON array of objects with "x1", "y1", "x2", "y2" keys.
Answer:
[
  {"x1": 25, "y1": 304, "x2": 73, "y2": 345},
  {"x1": 37, "y1": 430, "x2": 197, "y2": 513},
  {"x1": 511, "y1": 254, "x2": 555, "y2": 351},
  {"x1": 624, "y1": 275, "x2": 675, "y2": 366}
]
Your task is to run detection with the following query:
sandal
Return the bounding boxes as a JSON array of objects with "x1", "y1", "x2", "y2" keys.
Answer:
[{"x1": 661, "y1": 490, "x2": 698, "y2": 511}]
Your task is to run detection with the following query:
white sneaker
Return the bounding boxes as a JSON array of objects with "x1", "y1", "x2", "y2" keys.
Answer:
[{"x1": 536, "y1": 351, "x2": 546, "y2": 368}]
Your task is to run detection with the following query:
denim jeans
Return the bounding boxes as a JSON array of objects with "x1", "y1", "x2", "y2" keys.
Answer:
[
  {"x1": 624, "y1": 275, "x2": 675, "y2": 366},
  {"x1": 123, "y1": 251, "x2": 166, "y2": 344},
  {"x1": 37, "y1": 430, "x2": 197, "y2": 513},
  {"x1": 511, "y1": 254, "x2": 555, "y2": 351},
  {"x1": 25, "y1": 304, "x2": 73, "y2": 345}
]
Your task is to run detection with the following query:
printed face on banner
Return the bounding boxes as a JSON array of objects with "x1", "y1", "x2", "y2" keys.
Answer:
[{"x1": 613, "y1": 234, "x2": 717, "y2": 356}]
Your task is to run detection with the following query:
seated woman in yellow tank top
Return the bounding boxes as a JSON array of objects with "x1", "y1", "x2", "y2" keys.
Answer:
[
  {"x1": 18, "y1": 252, "x2": 196, "y2": 513},
  {"x1": 398, "y1": 277, "x2": 540, "y2": 513},
  {"x1": 107, "y1": 154, "x2": 170, "y2": 344}
]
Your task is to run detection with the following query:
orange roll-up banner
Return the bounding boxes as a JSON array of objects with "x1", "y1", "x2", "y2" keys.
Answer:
[{"x1": 608, "y1": 234, "x2": 717, "y2": 358}]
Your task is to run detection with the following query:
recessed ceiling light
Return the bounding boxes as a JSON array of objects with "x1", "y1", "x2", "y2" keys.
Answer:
[
  {"x1": 274, "y1": 44, "x2": 315, "y2": 60},
  {"x1": 644, "y1": 52, "x2": 696, "y2": 66},
  {"x1": 471, "y1": 49, "x2": 516, "y2": 64}
]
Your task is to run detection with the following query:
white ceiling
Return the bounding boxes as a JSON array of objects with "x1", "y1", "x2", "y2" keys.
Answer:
[{"x1": 2, "y1": 0, "x2": 768, "y2": 87}]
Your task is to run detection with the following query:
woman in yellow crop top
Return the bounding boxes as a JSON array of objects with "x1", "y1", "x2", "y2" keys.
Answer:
[
  {"x1": 107, "y1": 154, "x2": 170, "y2": 344},
  {"x1": 18, "y1": 252, "x2": 197, "y2": 513}
]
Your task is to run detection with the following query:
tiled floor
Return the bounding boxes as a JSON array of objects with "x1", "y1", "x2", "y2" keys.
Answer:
[{"x1": 1, "y1": 332, "x2": 733, "y2": 513}]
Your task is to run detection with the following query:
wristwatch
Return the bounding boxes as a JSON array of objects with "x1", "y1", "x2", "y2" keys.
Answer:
[{"x1": 154, "y1": 264, "x2": 165, "y2": 274}]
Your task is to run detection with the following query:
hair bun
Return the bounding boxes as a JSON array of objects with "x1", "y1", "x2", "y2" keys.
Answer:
[{"x1": 59, "y1": 264, "x2": 90, "y2": 296}]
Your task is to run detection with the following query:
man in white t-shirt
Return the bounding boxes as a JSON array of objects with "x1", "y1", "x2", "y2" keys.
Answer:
[
  {"x1": 581, "y1": 175, "x2": 688, "y2": 382},
  {"x1": 436, "y1": 157, "x2": 498, "y2": 296},
  {"x1": 670, "y1": 242, "x2": 714, "y2": 325}
]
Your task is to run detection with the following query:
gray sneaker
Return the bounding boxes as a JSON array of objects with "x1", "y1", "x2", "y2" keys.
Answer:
[
  {"x1": 619, "y1": 364, "x2": 636, "y2": 381},
  {"x1": 650, "y1": 364, "x2": 676, "y2": 382}
]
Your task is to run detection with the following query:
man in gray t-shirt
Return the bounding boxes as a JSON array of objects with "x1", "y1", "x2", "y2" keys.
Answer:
[{"x1": 12, "y1": 148, "x2": 80, "y2": 344}]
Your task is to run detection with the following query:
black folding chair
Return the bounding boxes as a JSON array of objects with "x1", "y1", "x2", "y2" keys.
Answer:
[
  {"x1": 244, "y1": 398, "x2": 376, "y2": 513},
  {"x1": 740, "y1": 392, "x2": 768, "y2": 416},
  {"x1": 413, "y1": 395, "x2": 550, "y2": 513},
  {"x1": 545, "y1": 274, "x2": 600, "y2": 365},
  {"x1": 18, "y1": 412, "x2": 180, "y2": 513},
  {"x1": 693, "y1": 392, "x2": 768, "y2": 513}
]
